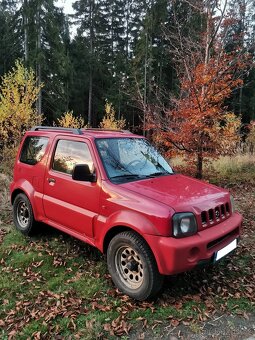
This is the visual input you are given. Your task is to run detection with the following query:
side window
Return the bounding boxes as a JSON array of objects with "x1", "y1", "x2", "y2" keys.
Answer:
[
  {"x1": 20, "y1": 136, "x2": 49, "y2": 165},
  {"x1": 52, "y1": 140, "x2": 94, "y2": 175}
]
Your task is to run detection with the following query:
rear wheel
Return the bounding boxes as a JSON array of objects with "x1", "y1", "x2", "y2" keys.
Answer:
[
  {"x1": 13, "y1": 193, "x2": 36, "y2": 235},
  {"x1": 107, "y1": 231, "x2": 163, "y2": 300}
]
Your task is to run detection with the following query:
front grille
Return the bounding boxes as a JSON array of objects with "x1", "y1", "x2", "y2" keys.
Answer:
[{"x1": 201, "y1": 202, "x2": 230, "y2": 227}]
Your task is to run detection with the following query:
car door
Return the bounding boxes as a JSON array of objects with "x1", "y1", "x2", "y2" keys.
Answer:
[{"x1": 42, "y1": 137, "x2": 100, "y2": 238}]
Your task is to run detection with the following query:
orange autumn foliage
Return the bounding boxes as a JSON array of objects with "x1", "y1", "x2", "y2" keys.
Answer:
[{"x1": 152, "y1": 52, "x2": 245, "y2": 178}]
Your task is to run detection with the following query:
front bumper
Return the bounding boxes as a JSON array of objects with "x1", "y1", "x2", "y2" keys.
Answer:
[{"x1": 144, "y1": 212, "x2": 242, "y2": 275}]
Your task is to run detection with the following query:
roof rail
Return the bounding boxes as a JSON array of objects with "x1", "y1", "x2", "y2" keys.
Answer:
[
  {"x1": 84, "y1": 128, "x2": 132, "y2": 133},
  {"x1": 30, "y1": 126, "x2": 83, "y2": 135}
]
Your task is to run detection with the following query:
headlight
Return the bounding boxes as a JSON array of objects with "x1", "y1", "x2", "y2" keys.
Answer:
[
  {"x1": 172, "y1": 213, "x2": 197, "y2": 238},
  {"x1": 230, "y1": 195, "x2": 235, "y2": 213}
]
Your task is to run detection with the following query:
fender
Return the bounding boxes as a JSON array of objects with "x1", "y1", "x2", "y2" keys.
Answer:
[
  {"x1": 94, "y1": 209, "x2": 164, "y2": 252},
  {"x1": 10, "y1": 179, "x2": 45, "y2": 222}
]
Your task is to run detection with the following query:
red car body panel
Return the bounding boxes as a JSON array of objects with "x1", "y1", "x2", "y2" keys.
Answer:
[
  {"x1": 119, "y1": 174, "x2": 231, "y2": 231},
  {"x1": 143, "y1": 212, "x2": 241, "y2": 274},
  {"x1": 10, "y1": 128, "x2": 242, "y2": 276}
]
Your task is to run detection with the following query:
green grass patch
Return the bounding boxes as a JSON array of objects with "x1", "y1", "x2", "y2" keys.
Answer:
[
  {"x1": 129, "y1": 302, "x2": 206, "y2": 325},
  {"x1": 0, "y1": 229, "x2": 27, "y2": 250},
  {"x1": 232, "y1": 254, "x2": 254, "y2": 269},
  {"x1": 19, "y1": 320, "x2": 48, "y2": 339},
  {"x1": 0, "y1": 331, "x2": 8, "y2": 340},
  {"x1": 0, "y1": 271, "x2": 25, "y2": 299},
  {"x1": 70, "y1": 275, "x2": 108, "y2": 298},
  {"x1": 4, "y1": 250, "x2": 40, "y2": 268},
  {"x1": 226, "y1": 298, "x2": 254, "y2": 314},
  {"x1": 180, "y1": 301, "x2": 206, "y2": 319}
]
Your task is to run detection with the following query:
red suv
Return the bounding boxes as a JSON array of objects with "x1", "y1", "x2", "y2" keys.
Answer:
[{"x1": 10, "y1": 126, "x2": 242, "y2": 300}]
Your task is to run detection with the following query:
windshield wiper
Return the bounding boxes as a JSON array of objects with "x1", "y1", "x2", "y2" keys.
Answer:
[
  {"x1": 110, "y1": 172, "x2": 172, "y2": 180},
  {"x1": 147, "y1": 171, "x2": 172, "y2": 177},
  {"x1": 110, "y1": 174, "x2": 144, "y2": 179}
]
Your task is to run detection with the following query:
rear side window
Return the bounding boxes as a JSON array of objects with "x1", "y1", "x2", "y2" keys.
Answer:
[
  {"x1": 52, "y1": 140, "x2": 93, "y2": 175},
  {"x1": 20, "y1": 136, "x2": 49, "y2": 165}
]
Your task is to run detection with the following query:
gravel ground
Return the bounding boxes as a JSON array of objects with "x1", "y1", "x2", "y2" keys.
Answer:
[{"x1": 129, "y1": 315, "x2": 255, "y2": 339}]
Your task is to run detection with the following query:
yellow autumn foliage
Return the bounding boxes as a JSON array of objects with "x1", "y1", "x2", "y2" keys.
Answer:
[
  {"x1": 100, "y1": 101, "x2": 126, "y2": 130},
  {"x1": 0, "y1": 60, "x2": 43, "y2": 148},
  {"x1": 217, "y1": 113, "x2": 241, "y2": 154},
  {"x1": 247, "y1": 122, "x2": 255, "y2": 143},
  {"x1": 246, "y1": 122, "x2": 255, "y2": 153},
  {"x1": 57, "y1": 111, "x2": 85, "y2": 129}
]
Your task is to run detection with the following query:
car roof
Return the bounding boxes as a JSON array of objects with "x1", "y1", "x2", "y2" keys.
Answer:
[{"x1": 28, "y1": 126, "x2": 140, "y2": 139}]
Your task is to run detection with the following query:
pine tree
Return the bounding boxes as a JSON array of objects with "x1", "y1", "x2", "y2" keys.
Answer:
[
  {"x1": 73, "y1": 0, "x2": 98, "y2": 126},
  {"x1": 130, "y1": 0, "x2": 176, "y2": 131},
  {"x1": 20, "y1": 0, "x2": 72, "y2": 121},
  {"x1": 0, "y1": 1, "x2": 22, "y2": 76},
  {"x1": 72, "y1": 0, "x2": 127, "y2": 125},
  {"x1": 68, "y1": 35, "x2": 91, "y2": 120},
  {"x1": 224, "y1": 0, "x2": 255, "y2": 124}
]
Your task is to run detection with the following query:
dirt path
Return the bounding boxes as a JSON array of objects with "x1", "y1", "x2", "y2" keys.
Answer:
[
  {"x1": 129, "y1": 315, "x2": 255, "y2": 339},
  {"x1": 179, "y1": 314, "x2": 255, "y2": 340}
]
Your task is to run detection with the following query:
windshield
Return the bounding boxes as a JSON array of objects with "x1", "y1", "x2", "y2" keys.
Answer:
[{"x1": 96, "y1": 137, "x2": 173, "y2": 183}]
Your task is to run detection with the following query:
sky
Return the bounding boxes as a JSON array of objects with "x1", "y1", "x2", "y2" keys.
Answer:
[{"x1": 56, "y1": 0, "x2": 75, "y2": 15}]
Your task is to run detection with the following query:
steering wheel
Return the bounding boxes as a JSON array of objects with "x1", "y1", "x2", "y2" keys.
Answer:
[{"x1": 126, "y1": 159, "x2": 146, "y2": 169}]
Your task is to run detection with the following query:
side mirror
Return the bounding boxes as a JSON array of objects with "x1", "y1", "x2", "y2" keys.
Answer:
[{"x1": 72, "y1": 164, "x2": 96, "y2": 182}]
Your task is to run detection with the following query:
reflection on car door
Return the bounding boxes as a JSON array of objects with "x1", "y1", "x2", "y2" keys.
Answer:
[{"x1": 42, "y1": 137, "x2": 100, "y2": 237}]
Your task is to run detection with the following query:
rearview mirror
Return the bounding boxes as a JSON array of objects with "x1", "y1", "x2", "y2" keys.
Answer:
[{"x1": 72, "y1": 164, "x2": 96, "y2": 182}]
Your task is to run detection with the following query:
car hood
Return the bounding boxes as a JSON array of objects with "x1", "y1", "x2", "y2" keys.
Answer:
[{"x1": 119, "y1": 174, "x2": 230, "y2": 214}]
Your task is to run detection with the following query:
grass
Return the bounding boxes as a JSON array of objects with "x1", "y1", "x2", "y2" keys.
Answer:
[
  {"x1": 209, "y1": 154, "x2": 255, "y2": 184},
  {"x1": 0, "y1": 153, "x2": 254, "y2": 338},
  {"x1": 226, "y1": 298, "x2": 254, "y2": 314},
  {"x1": 211, "y1": 153, "x2": 255, "y2": 172},
  {"x1": 171, "y1": 153, "x2": 255, "y2": 185}
]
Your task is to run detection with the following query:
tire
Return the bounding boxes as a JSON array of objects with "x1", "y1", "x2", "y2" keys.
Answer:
[
  {"x1": 107, "y1": 231, "x2": 164, "y2": 300},
  {"x1": 13, "y1": 193, "x2": 36, "y2": 236}
]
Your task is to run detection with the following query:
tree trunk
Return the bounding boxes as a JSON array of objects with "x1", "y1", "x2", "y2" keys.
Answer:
[
  {"x1": 88, "y1": 67, "x2": 93, "y2": 127},
  {"x1": 36, "y1": 2, "x2": 42, "y2": 115},
  {"x1": 239, "y1": 86, "x2": 243, "y2": 116},
  {"x1": 125, "y1": 0, "x2": 130, "y2": 59},
  {"x1": 143, "y1": 30, "x2": 148, "y2": 136},
  {"x1": 23, "y1": 0, "x2": 28, "y2": 62},
  {"x1": 88, "y1": 0, "x2": 94, "y2": 127},
  {"x1": 196, "y1": 152, "x2": 203, "y2": 179}
]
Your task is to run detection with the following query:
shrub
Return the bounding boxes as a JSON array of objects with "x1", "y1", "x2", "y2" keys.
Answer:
[
  {"x1": 246, "y1": 121, "x2": 255, "y2": 154},
  {"x1": 99, "y1": 101, "x2": 126, "y2": 130},
  {"x1": 0, "y1": 60, "x2": 43, "y2": 153},
  {"x1": 57, "y1": 111, "x2": 85, "y2": 129}
]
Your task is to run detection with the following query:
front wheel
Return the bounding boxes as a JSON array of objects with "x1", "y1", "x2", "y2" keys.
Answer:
[
  {"x1": 107, "y1": 231, "x2": 163, "y2": 300},
  {"x1": 13, "y1": 193, "x2": 36, "y2": 236}
]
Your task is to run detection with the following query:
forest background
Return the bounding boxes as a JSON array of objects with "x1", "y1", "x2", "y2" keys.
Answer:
[
  {"x1": 1, "y1": 0, "x2": 255, "y2": 125},
  {"x1": 1, "y1": 0, "x2": 255, "y2": 179}
]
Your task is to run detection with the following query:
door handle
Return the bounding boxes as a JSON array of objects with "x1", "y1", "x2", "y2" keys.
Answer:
[{"x1": 48, "y1": 178, "x2": 56, "y2": 184}]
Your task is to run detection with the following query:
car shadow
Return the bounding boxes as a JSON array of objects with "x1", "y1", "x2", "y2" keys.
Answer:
[{"x1": 30, "y1": 222, "x2": 104, "y2": 261}]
